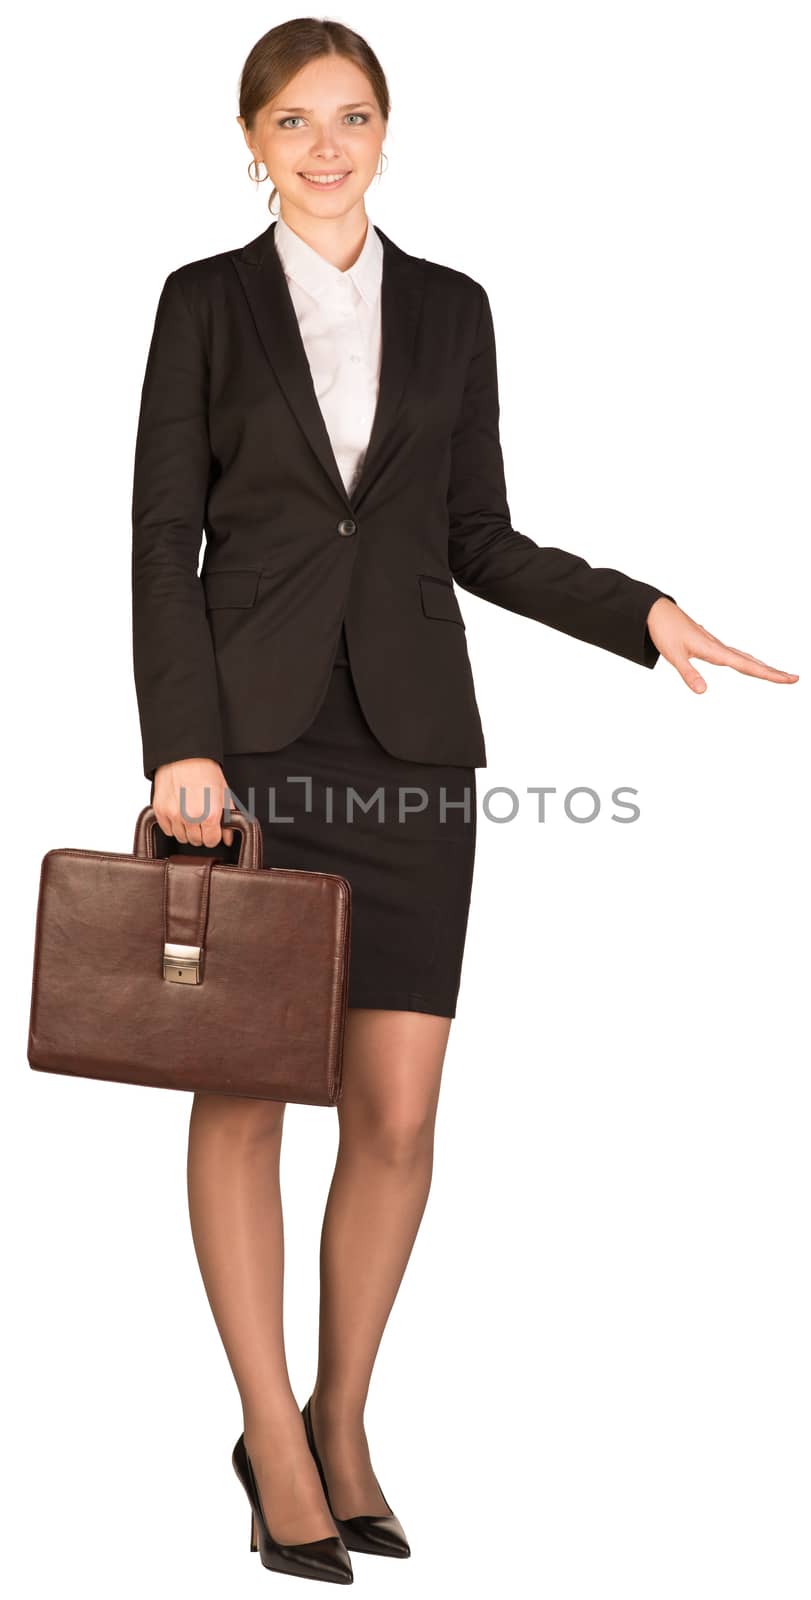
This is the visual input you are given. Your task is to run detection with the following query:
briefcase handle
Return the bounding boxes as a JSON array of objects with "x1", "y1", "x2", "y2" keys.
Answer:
[{"x1": 133, "y1": 805, "x2": 264, "y2": 871}]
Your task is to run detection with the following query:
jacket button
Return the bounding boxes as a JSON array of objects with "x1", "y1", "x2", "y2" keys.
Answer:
[{"x1": 337, "y1": 517, "x2": 357, "y2": 537}]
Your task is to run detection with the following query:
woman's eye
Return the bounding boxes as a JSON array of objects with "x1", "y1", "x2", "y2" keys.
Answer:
[{"x1": 276, "y1": 113, "x2": 369, "y2": 129}]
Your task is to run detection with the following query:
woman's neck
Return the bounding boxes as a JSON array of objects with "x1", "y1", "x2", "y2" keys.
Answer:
[{"x1": 276, "y1": 203, "x2": 370, "y2": 272}]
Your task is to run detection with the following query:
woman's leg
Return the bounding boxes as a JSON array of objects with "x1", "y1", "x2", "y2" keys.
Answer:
[
  {"x1": 308, "y1": 1006, "x2": 452, "y2": 1518},
  {"x1": 186, "y1": 1091, "x2": 338, "y2": 1544}
]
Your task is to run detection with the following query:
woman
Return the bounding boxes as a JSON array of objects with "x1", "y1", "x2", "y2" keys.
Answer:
[{"x1": 130, "y1": 17, "x2": 798, "y2": 1586}]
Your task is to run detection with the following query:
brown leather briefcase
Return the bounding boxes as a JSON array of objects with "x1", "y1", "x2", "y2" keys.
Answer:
[{"x1": 27, "y1": 806, "x2": 351, "y2": 1105}]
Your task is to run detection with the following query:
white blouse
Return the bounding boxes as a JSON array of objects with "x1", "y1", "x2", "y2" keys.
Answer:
[{"x1": 273, "y1": 213, "x2": 384, "y2": 497}]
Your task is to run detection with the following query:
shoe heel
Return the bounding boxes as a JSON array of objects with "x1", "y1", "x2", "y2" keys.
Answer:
[{"x1": 250, "y1": 1509, "x2": 258, "y2": 1552}]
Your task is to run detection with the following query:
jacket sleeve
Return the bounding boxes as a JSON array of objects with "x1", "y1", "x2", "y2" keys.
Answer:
[
  {"x1": 446, "y1": 282, "x2": 676, "y2": 667},
  {"x1": 131, "y1": 268, "x2": 225, "y2": 781}
]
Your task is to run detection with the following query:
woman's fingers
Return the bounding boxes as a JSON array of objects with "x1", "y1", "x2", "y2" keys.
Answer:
[
  {"x1": 152, "y1": 760, "x2": 236, "y2": 848},
  {"x1": 691, "y1": 633, "x2": 798, "y2": 681},
  {"x1": 666, "y1": 628, "x2": 799, "y2": 690},
  {"x1": 671, "y1": 653, "x2": 708, "y2": 693},
  {"x1": 718, "y1": 647, "x2": 798, "y2": 679},
  {"x1": 154, "y1": 806, "x2": 174, "y2": 839},
  {"x1": 171, "y1": 802, "x2": 229, "y2": 847},
  {"x1": 172, "y1": 785, "x2": 219, "y2": 847},
  {"x1": 199, "y1": 813, "x2": 224, "y2": 848}
]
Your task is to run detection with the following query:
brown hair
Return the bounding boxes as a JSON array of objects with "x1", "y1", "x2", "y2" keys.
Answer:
[{"x1": 238, "y1": 17, "x2": 390, "y2": 211}]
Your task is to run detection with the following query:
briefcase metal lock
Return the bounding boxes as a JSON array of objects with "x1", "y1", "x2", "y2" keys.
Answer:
[{"x1": 163, "y1": 942, "x2": 203, "y2": 985}]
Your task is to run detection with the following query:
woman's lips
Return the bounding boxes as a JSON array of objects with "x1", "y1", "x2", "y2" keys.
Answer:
[{"x1": 298, "y1": 171, "x2": 351, "y2": 189}]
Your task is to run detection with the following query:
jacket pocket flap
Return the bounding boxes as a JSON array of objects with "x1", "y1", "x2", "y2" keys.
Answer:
[
  {"x1": 202, "y1": 570, "x2": 261, "y2": 609},
  {"x1": 418, "y1": 574, "x2": 465, "y2": 626}
]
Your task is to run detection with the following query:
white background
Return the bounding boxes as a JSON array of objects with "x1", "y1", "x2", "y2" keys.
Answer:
[{"x1": 5, "y1": 3, "x2": 808, "y2": 1596}]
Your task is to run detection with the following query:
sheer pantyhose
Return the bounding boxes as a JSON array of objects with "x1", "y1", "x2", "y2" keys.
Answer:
[{"x1": 186, "y1": 1005, "x2": 451, "y2": 1545}]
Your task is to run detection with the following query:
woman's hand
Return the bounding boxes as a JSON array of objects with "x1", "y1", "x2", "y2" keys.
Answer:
[
  {"x1": 646, "y1": 597, "x2": 799, "y2": 693},
  {"x1": 152, "y1": 758, "x2": 235, "y2": 848}
]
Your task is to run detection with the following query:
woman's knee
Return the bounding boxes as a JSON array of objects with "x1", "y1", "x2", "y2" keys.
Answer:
[{"x1": 341, "y1": 1097, "x2": 437, "y2": 1166}]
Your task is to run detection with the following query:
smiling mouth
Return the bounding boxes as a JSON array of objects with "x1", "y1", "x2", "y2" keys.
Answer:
[{"x1": 298, "y1": 171, "x2": 351, "y2": 186}]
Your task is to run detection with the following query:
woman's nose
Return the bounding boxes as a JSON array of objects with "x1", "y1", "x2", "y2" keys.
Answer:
[{"x1": 308, "y1": 130, "x2": 342, "y2": 157}]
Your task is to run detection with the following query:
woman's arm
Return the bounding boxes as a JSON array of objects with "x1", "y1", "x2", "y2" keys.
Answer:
[
  {"x1": 131, "y1": 268, "x2": 226, "y2": 781},
  {"x1": 131, "y1": 269, "x2": 234, "y2": 845},
  {"x1": 446, "y1": 283, "x2": 674, "y2": 666},
  {"x1": 447, "y1": 284, "x2": 798, "y2": 693}
]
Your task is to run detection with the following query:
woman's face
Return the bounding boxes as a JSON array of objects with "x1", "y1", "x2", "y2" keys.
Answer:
[{"x1": 238, "y1": 55, "x2": 386, "y2": 225}]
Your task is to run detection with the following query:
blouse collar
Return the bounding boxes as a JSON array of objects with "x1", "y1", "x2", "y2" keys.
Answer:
[{"x1": 274, "y1": 213, "x2": 383, "y2": 309}]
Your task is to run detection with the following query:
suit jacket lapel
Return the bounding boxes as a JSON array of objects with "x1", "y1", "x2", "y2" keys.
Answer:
[
  {"x1": 230, "y1": 219, "x2": 424, "y2": 513},
  {"x1": 350, "y1": 225, "x2": 423, "y2": 511}
]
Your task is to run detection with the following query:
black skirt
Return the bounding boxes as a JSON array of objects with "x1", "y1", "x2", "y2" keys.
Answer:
[{"x1": 163, "y1": 624, "x2": 478, "y2": 1018}]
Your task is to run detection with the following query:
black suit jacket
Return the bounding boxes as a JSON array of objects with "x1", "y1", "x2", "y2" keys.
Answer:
[{"x1": 131, "y1": 218, "x2": 674, "y2": 780}]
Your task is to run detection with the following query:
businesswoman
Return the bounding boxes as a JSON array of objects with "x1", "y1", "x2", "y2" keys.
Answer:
[{"x1": 130, "y1": 16, "x2": 798, "y2": 1585}]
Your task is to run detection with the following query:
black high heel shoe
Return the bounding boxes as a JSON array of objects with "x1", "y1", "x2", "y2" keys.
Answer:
[
  {"x1": 232, "y1": 1432, "x2": 354, "y2": 1583},
  {"x1": 301, "y1": 1397, "x2": 411, "y2": 1559}
]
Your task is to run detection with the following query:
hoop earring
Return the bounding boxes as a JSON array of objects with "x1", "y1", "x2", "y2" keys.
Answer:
[
  {"x1": 268, "y1": 185, "x2": 280, "y2": 216},
  {"x1": 375, "y1": 150, "x2": 388, "y2": 179},
  {"x1": 248, "y1": 157, "x2": 268, "y2": 184}
]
